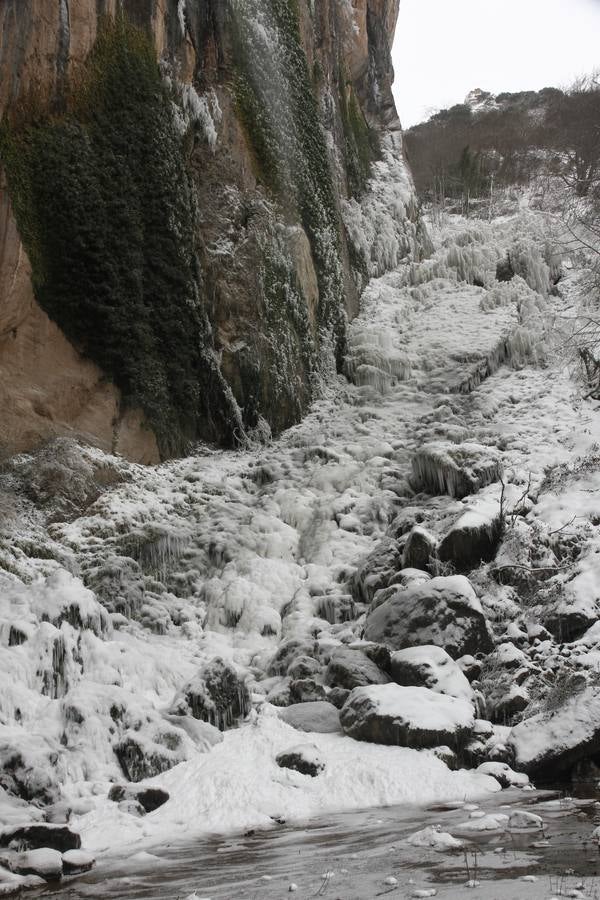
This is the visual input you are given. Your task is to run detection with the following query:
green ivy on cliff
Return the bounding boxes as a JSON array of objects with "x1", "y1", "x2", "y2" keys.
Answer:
[
  {"x1": 230, "y1": 0, "x2": 346, "y2": 368},
  {"x1": 0, "y1": 15, "x2": 239, "y2": 457}
]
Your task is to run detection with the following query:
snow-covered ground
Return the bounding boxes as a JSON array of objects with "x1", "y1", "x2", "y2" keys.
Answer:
[{"x1": 2, "y1": 197, "x2": 600, "y2": 876}]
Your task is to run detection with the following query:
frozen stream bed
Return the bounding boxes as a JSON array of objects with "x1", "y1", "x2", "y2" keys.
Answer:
[{"x1": 31, "y1": 788, "x2": 600, "y2": 900}]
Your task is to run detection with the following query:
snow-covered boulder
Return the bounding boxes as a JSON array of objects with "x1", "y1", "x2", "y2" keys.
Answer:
[
  {"x1": 171, "y1": 658, "x2": 250, "y2": 731},
  {"x1": 402, "y1": 526, "x2": 438, "y2": 572},
  {"x1": 476, "y1": 762, "x2": 529, "y2": 789},
  {"x1": 276, "y1": 744, "x2": 325, "y2": 777},
  {"x1": 0, "y1": 823, "x2": 80, "y2": 852},
  {"x1": 508, "y1": 810, "x2": 543, "y2": 831},
  {"x1": 324, "y1": 647, "x2": 391, "y2": 690},
  {"x1": 277, "y1": 701, "x2": 341, "y2": 733},
  {"x1": 115, "y1": 726, "x2": 189, "y2": 782},
  {"x1": 61, "y1": 849, "x2": 95, "y2": 875},
  {"x1": 453, "y1": 812, "x2": 509, "y2": 835},
  {"x1": 10, "y1": 848, "x2": 63, "y2": 881},
  {"x1": 406, "y1": 825, "x2": 464, "y2": 851},
  {"x1": 508, "y1": 684, "x2": 600, "y2": 778},
  {"x1": 438, "y1": 500, "x2": 503, "y2": 570},
  {"x1": 363, "y1": 575, "x2": 493, "y2": 658},
  {"x1": 390, "y1": 646, "x2": 474, "y2": 702},
  {"x1": 542, "y1": 593, "x2": 600, "y2": 643},
  {"x1": 411, "y1": 442, "x2": 503, "y2": 499},
  {"x1": 0, "y1": 730, "x2": 62, "y2": 806},
  {"x1": 340, "y1": 684, "x2": 475, "y2": 749}
]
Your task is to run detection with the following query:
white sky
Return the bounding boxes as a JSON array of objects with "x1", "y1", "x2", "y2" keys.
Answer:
[{"x1": 392, "y1": 0, "x2": 600, "y2": 127}]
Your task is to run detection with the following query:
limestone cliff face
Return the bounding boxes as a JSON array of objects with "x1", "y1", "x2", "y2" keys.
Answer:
[{"x1": 0, "y1": 0, "x2": 413, "y2": 462}]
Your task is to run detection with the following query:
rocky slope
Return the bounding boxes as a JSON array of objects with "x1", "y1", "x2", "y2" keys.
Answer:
[
  {"x1": 2, "y1": 192, "x2": 600, "y2": 891},
  {"x1": 0, "y1": 0, "x2": 420, "y2": 461}
]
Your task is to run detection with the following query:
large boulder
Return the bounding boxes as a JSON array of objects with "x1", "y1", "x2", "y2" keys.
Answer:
[
  {"x1": 10, "y1": 848, "x2": 63, "y2": 881},
  {"x1": 411, "y1": 442, "x2": 503, "y2": 499},
  {"x1": 508, "y1": 684, "x2": 600, "y2": 779},
  {"x1": 0, "y1": 824, "x2": 80, "y2": 852},
  {"x1": 363, "y1": 575, "x2": 493, "y2": 658},
  {"x1": 390, "y1": 646, "x2": 474, "y2": 702},
  {"x1": 340, "y1": 684, "x2": 474, "y2": 750},
  {"x1": 115, "y1": 728, "x2": 187, "y2": 783},
  {"x1": 277, "y1": 701, "x2": 341, "y2": 733},
  {"x1": 171, "y1": 657, "x2": 250, "y2": 731},
  {"x1": 324, "y1": 647, "x2": 391, "y2": 691}
]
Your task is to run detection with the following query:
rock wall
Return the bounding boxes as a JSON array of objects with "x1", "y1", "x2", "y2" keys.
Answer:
[{"x1": 0, "y1": 0, "x2": 414, "y2": 462}]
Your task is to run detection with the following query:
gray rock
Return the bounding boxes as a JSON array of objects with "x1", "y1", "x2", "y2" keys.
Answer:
[
  {"x1": 438, "y1": 503, "x2": 504, "y2": 570},
  {"x1": 327, "y1": 687, "x2": 351, "y2": 709},
  {"x1": 402, "y1": 526, "x2": 438, "y2": 571},
  {"x1": 287, "y1": 656, "x2": 321, "y2": 680},
  {"x1": 278, "y1": 701, "x2": 341, "y2": 733},
  {"x1": 267, "y1": 640, "x2": 315, "y2": 676},
  {"x1": 324, "y1": 647, "x2": 391, "y2": 691},
  {"x1": 352, "y1": 538, "x2": 403, "y2": 605},
  {"x1": 61, "y1": 849, "x2": 95, "y2": 875},
  {"x1": 289, "y1": 678, "x2": 327, "y2": 703}
]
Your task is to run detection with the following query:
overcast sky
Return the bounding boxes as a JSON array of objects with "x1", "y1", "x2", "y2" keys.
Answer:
[{"x1": 392, "y1": 0, "x2": 600, "y2": 127}]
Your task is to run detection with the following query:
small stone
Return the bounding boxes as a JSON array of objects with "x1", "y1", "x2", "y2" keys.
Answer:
[{"x1": 384, "y1": 875, "x2": 399, "y2": 885}]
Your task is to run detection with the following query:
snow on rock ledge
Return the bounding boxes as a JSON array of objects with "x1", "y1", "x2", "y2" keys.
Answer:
[
  {"x1": 390, "y1": 646, "x2": 474, "y2": 702},
  {"x1": 340, "y1": 684, "x2": 475, "y2": 749},
  {"x1": 508, "y1": 685, "x2": 600, "y2": 779}
]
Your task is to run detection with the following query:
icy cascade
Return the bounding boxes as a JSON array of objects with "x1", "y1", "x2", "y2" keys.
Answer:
[{"x1": 1, "y1": 205, "x2": 600, "y2": 856}]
